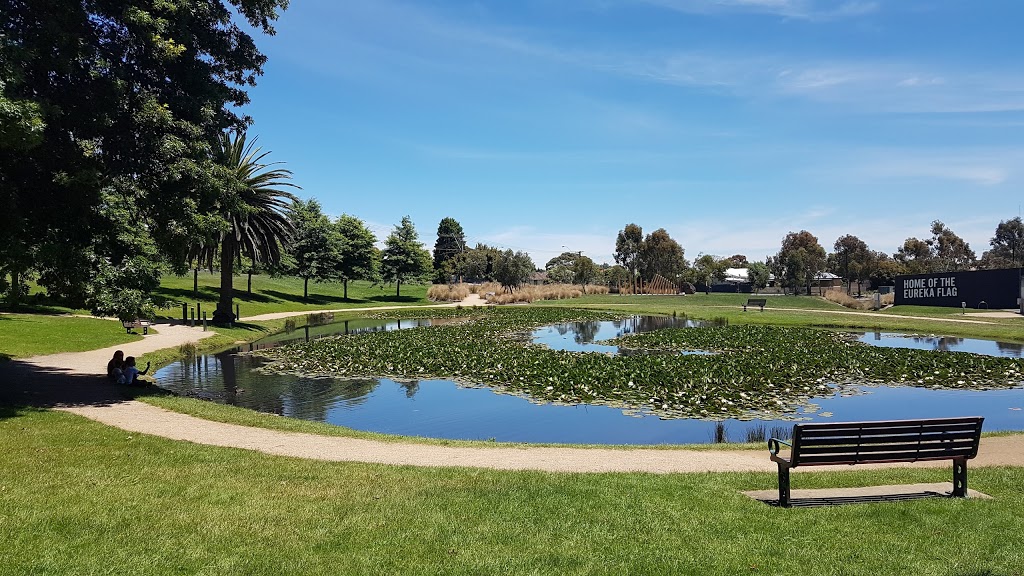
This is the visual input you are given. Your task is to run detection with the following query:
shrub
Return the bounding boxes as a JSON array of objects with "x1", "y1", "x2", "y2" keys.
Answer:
[
  {"x1": 427, "y1": 283, "x2": 471, "y2": 302},
  {"x1": 481, "y1": 283, "x2": 609, "y2": 304},
  {"x1": 823, "y1": 289, "x2": 872, "y2": 310}
]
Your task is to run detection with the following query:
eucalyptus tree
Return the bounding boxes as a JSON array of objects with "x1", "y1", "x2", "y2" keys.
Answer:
[
  {"x1": 381, "y1": 216, "x2": 432, "y2": 297},
  {"x1": 776, "y1": 231, "x2": 826, "y2": 295},
  {"x1": 493, "y1": 250, "x2": 535, "y2": 293},
  {"x1": 746, "y1": 262, "x2": 770, "y2": 294},
  {"x1": 832, "y1": 235, "x2": 870, "y2": 294},
  {"x1": 211, "y1": 131, "x2": 298, "y2": 325},
  {"x1": 335, "y1": 214, "x2": 379, "y2": 299},
  {"x1": 614, "y1": 223, "x2": 644, "y2": 292},
  {"x1": 639, "y1": 228, "x2": 687, "y2": 283},
  {"x1": 980, "y1": 217, "x2": 1024, "y2": 269}
]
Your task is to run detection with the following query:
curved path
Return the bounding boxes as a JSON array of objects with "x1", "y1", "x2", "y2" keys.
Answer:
[{"x1": 2, "y1": 313, "x2": 1022, "y2": 474}]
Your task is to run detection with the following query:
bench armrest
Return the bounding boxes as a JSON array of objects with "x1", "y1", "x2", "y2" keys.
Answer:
[{"x1": 767, "y1": 438, "x2": 791, "y2": 456}]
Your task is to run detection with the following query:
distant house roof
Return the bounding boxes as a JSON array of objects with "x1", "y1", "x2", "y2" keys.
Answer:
[
  {"x1": 814, "y1": 271, "x2": 841, "y2": 280},
  {"x1": 723, "y1": 267, "x2": 750, "y2": 283},
  {"x1": 529, "y1": 271, "x2": 548, "y2": 282}
]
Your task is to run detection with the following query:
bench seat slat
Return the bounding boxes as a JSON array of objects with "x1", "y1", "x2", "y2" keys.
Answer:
[
  {"x1": 797, "y1": 440, "x2": 978, "y2": 456},
  {"x1": 797, "y1": 417, "x2": 980, "y2": 431},
  {"x1": 796, "y1": 451, "x2": 973, "y2": 465},
  {"x1": 798, "y1": 430, "x2": 979, "y2": 446},
  {"x1": 797, "y1": 423, "x2": 980, "y2": 439}
]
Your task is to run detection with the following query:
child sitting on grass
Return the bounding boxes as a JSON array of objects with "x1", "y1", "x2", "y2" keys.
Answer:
[{"x1": 122, "y1": 356, "x2": 151, "y2": 386}]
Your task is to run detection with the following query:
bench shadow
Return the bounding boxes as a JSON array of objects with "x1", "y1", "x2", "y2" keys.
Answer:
[{"x1": 762, "y1": 490, "x2": 953, "y2": 508}]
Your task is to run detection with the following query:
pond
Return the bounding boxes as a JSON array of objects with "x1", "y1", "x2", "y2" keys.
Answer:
[{"x1": 155, "y1": 317, "x2": 1024, "y2": 445}]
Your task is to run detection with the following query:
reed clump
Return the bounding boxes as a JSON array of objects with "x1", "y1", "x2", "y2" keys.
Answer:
[
  {"x1": 427, "y1": 284, "x2": 472, "y2": 302},
  {"x1": 480, "y1": 283, "x2": 609, "y2": 304},
  {"x1": 178, "y1": 342, "x2": 198, "y2": 360},
  {"x1": 823, "y1": 289, "x2": 873, "y2": 310}
]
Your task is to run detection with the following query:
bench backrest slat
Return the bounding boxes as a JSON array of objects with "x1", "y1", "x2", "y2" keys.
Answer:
[{"x1": 790, "y1": 417, "x2": 983, "y2": 467}]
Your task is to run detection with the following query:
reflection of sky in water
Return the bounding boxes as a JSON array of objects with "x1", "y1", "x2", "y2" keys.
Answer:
[
  {"x1": 857, "y1": 332, "x2": 1024, "y2": 357},
  {"x1": 155, "y1": 318, "x2": 1024, "y2": 445},
  {"x1": 531, "y1": 317, "x2": 713, "y2": 355}
]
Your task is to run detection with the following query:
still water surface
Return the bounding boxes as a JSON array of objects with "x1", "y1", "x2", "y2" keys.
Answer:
[{"x1": 156, "y1": 317, "x2": 1024, "y2": 444}]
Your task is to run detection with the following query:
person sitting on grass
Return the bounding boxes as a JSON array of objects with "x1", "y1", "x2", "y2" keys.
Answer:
[
  {"x1": 122, "y1": 356, "x2": 151, "y2": 386},
  {"x1": 106, "y1": 350, "x2": 125, "y2": 383}
]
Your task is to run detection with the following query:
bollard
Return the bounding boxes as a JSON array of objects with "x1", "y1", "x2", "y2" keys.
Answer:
[
  {"x1": 202, "y1": 312, "x2": 207, "y2": 331},
  {"x1": 190, "y1": 307, "x2": 195, "y2": 327},
  {"x1": 235, "y1": 304, "x2": 240, "y2": 321},
  {"x1": 196, "y1": 302, "x2": 202, "y2": 321},
  {"x1": 182, "y1": 303, "x2": 187, "y2": 323}
]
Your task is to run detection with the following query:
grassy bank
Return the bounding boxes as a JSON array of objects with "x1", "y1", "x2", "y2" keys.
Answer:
[
  {"x1": 0, "y1": 314, "x2": 142, "y2": 360},
  {"x1": 1, "y1": 408, "x2": 1021, "y2": 576},
  {"x1": 538, "y1": 293, "x2": 1024, "y2": 343},
  {"x1": 156, "y1": 272, "x2": 430, "y2": 319}
]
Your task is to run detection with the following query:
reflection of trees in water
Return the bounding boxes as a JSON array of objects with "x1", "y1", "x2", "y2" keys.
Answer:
[
  {"x1": 996, "y1": 341, "x2": 1024, "y2": 357},
  {"x1": 285, "y1": 378, "x2": 379, "y2": 421},
  {"x1": 909, "y1": 336, "x2": 964, "y2": 352},
  {"x1": 553, "y1": 324, "x2": 570, "y2": 336},
  {"x1": 573, "y1": 321, "x2": 601, "y2": 344},
  {"x1": 399, "y1": 380, "x2": 420, "y2": 398}
]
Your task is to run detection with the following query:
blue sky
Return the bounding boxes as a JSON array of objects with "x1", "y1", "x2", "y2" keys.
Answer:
[{"x1": 245, "y1": 0, "x2": 1024, "y2": 266}]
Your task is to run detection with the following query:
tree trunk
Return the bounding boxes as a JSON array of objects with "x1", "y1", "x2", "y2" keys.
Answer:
[
  {"x1": 213, "y1": 237, "x2": 235, "y2": 325},
  {"x1": 9, "y1": 268, "x2": 21, "y2": 310},
  {"x1": 193, "y1": 268, "x2": 198, "y2": 296},
  {"x1": 343, "y1": 279, "x2": 348, "y2": 300},
  {"x1": 247, "y1": 270, "x2": 252, "y2": 296},
  {"x1": 396, "y1": 280, "x2": 401, "y2": 297},
  {"x1": 303, "y1": 277, "x2": 309, "y2": 300}
]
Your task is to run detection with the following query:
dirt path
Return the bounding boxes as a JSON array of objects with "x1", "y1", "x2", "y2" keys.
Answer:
[{"x1": 3, "y1": 312, "x2": 1023, "y2": 473}]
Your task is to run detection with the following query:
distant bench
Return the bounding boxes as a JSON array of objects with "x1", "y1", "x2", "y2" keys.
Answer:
[
  {"x1": 768, "y1": 417, "x2": 984, "y2": 507},
  {"x1": 743, "y1": 298, "x2": 766, "y2": 312},
  {"x1": 122, "y1": 319, "x2": 152, "y2": 335}
]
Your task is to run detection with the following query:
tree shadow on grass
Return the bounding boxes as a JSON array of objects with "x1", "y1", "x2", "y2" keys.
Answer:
[
  {"x1": 0, "y1": 360, "x2": 144, "y2": 421},
  {"x1": 260, "y1": 289, "x2": 370, "y2": 306},
  {"x1": 366, "y1": 295, "x2": 423, "y2": 304},
  {"x1": 155, "y1": 286, "x2": 277, "y2": 305}
]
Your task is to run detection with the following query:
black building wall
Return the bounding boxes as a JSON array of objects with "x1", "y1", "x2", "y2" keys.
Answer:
[{"x1": 894, "y1": 268, "x2": 1023, "y2": 309}]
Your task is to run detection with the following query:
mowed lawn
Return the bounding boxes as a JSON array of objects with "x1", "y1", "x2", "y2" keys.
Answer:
[
  {"x1": 1, "y1": 408, "x2": 1022, "y2": 576},
  {"x1": 155, "y1": 272, "x2": 431, "y2": 319},
  {"x1": 0, "y1": 314, "x2": 141, "y2": 360}
]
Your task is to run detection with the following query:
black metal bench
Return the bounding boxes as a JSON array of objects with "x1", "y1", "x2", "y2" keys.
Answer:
[
  {"x1": 122, "y1": 319, "x2": 152, "y2": 335},
  {"x1": 743, "y1": 298, "x2": 766, "y2": 312},
  {"x1": 768, "y1": 417, "x2": 984, "y2": 507}
]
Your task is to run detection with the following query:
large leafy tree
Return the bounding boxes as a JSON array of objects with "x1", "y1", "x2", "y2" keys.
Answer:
[
  {"x1": 639, "y1": 228, "x2": 687, "y2": 282},
  {"x1": 287, "y1": 199, "x2": 339, "y2": 300},
  {"x1": 545, "y1": 252, "x2": 579, "y2": 284},
  {"x1": 211, "y1": 131, "x2": 298, "y2": 324},
  {"x1": 432, "y1": 217, "x2": 465, "y2": 282},
  {"x1": 0, "y1": 0, "x2": 289, "y2": 307},
  {"x1": 335, "y1": 214, "x2": 379, "y2": 299},
  {"x1": 929, "y1": 220, "x2": 975, "y2": 271},
  {"x1": 980, "y1": 217, "x2": 1024, "y2": 270},
  {"x1": 458, "y1": 243, "x2": 501, "y2": 283},
  {"x1": 832, "y1": 234, "x2": 870, "y2": 294},
  {"x1": 746, "y1": 261, "x2": 770, "y2": 294},
  {"x1": 381, "y1": 216, "x2": 432, "y2": 297},
  {"x1": 894, "y1": 237, "x2": 934, "y2": 274},
  {"x1": 614, "y1": 223, "x2": 644, "y2": 292},
  {"x1": 493, "y1": 250, "x2": 535, "y2": 293},
  {"x1": 776, "y1": 230, "x2": 826, "y2": 295}
]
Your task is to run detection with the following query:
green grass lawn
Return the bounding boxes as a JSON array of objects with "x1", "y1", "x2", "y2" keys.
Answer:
[
  {"x1": 1, "y1": 408, "x2": 1022, "y2": 576},
  {"x1": 0, "y1": 314, "x2": 141, "y2": 360},
  {"x1": 155, "y1": 272, "x2": 430, "y2": 319}
]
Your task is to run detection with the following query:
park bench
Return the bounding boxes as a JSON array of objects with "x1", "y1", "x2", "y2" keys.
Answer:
[
  {"x1": 743, "y1": 298, "x2": 766, "y2": 312},
  {"x1": 768, "y1": 416, "x2": 984, "y2": 507},
  {"x1": 122, "y1": 319, "x2": 152, "y2": 335}
]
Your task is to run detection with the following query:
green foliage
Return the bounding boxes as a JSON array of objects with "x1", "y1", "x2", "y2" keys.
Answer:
[
  {"x1": 335, "y1": 214, "x2": 380, "y2": 298},
  {"x1": 639, "y1": 228, "x2": 687, "y2": 282},
  {"x1": 457, "y1": 243, "x2": 501, "y2": 283},
  {"x1": 432, "y1": 216, "x2": 465, "y2": 279},
  {"x1": 573, "y1": 254, "x2": 599, "y2": 288},
  {"x1": 256, "y1": 309, "x2": 1024, "y2": 422},
  {"x1": 980, "y1": 217, "x2": 1024, "y2": 269},
  {"x1": 776, "y1": 230, "x2": 826, "y2": 294},
  {"x1": 380, "y1": 216, "x2": 432, "y2": 296},
  {"x1": 544, "y1": 251, "x2": 578, "y2": 284},
  {"x1": 287, "y1": 199, "x2": 340, "y2": 293},
  {"x1": 493, "y1": 249, "x2": 535, "y2": 292},
  {"x1": 614, "y1": 223, "x2": 643, "y2": 290},
  {"x1": 745, "y1": 262, "x2": 770, "y2": 293}
]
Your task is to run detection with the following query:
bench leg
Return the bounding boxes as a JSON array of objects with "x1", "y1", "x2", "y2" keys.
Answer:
[
  {"x1": 759, "y1": 305, "x2": 764, "y2": 312},
  {"x1": 777, "y1": 464, "x2": 791, "y2": 507},
  {"x1": 952, "y1": 458, "x2": 968, "y2": 498},
  {"x1": 742, "y1": 305, "x2": 747, "y2": 312},
  {"x1": 143, "y1": 326, "x2": 148, "y2": 335}
]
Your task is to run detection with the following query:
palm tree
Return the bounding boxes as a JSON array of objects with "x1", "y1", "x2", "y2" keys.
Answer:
[{"x1": 211, "y1": 131, "x2": 299, "y2": 325}]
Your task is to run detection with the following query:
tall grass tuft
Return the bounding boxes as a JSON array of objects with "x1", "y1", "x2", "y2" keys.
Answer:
[
  {"x1": 880, "y1": 292, "x2": 895, "y2": 306},
  {"x1": 178, "y1": 342, "x2": 198, "y2": 360},
  {"x1": 427, "y1": 284, "x2": 471, "y2": 302},
  {"x1": 480, "y1": 283, "x2": 610, "y2": 304},
  {"x1": 710, "y1": 421, "x2": 728, "y2": 443},
  {"x1": 284, "y1": 318, "x2": 296, "y2": 332},
  {"x1": 307, "y1": 312, "x2": 334, "y2": 326},
  {"x1": 745, "y1": 423, "x2": 768, "y2": 443},
  {"x1": 823, "y1": 289, "x2": 873, "y2": 310},
  {"x1": 769, "y1": 425, "x2": 791, "y2": 442}
]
